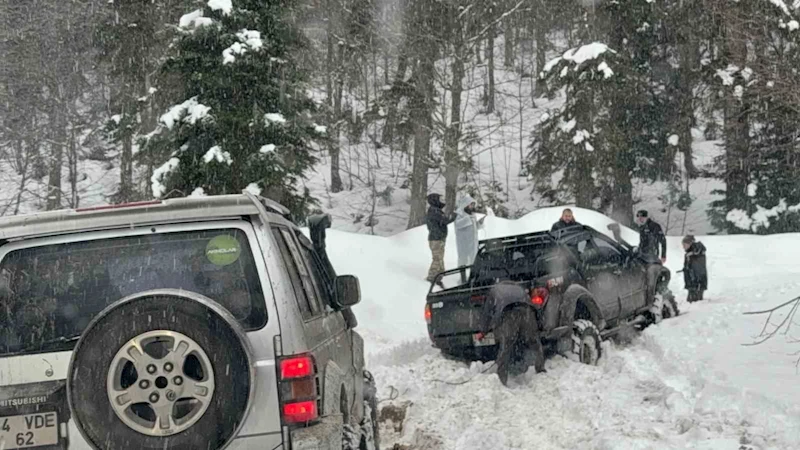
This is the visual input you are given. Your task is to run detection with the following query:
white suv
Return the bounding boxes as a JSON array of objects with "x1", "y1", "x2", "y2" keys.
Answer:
[{"x1": 0, "y1": 193, "x2": 378, "y2": 450}]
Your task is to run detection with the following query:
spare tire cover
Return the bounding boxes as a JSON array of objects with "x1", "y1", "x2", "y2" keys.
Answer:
[{"x1": 67, "y1": 289, "x2": 254, "y2": 450}]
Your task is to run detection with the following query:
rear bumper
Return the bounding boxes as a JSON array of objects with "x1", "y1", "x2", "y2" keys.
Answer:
[
  {"x1": 431, "y1": 325, "x2": 572, "y2": 350},
  {"x1": 289, "y1": 414, "x2": 343, "y2": 450}
]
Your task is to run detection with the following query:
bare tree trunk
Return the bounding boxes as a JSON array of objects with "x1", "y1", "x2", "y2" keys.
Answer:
[
  {"x1": 504, "y1": 15, "x2": 515, "y2": 68},
  {"x1": 722, "y1": 19, "x2": 750, "y2": 230},
  {"x1": 326, "y1": 5, "x2": 344, "y2": 193},
  {"x1": 382, "y1": 45, "x2": 409, "y2": 146},
  {"x1": 47, "y1": 127, "x2": 64, "y2": 211},
  {"x1": 119, "y1": 131, "x2": 134, "y2": 202},
  {"x1": 445, "y1": 41, "x2": 465, "y2": 213},
  {"x1": 610, "y1": 169, "x2": 634, "y2": 227},
  {"x1": 534, "y1": 22, "x2": 547, "y2": 97},
  {"x1": 486, "y1": 23, "x2": 496, "y2": 113},
  {"x1": 68, "y1": 124, "x2": 79, "y2": 207},
  {"x1": 407, "y1": 56, "x2": 435, "y2": 229},
  {"x1": 677, "y1": 36, "x2": 699, "y2": 178}
]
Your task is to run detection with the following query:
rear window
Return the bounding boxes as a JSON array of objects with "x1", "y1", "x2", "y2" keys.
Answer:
[{"x1": 0, "y1": 228, "x2": 267, "y2": 356}]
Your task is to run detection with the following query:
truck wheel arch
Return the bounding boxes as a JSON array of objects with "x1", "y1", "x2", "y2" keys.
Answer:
[
  {"x1": 561, "y1": 285, "x2": 606, "y2": 331},
  {"x1": 646, "y1": 265, "x2": 671, "y2": 298}
]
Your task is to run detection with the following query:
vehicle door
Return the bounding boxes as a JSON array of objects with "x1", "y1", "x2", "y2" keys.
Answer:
[
  {"x1": 270, "y1": 227, "x2": 355, "y2": 419},
  {"x1": 562, "y1": 232, "x2": 622, "y2": 321},
  {"x1": 590, "y1": 233, "x2": 644, "y2": 315}
]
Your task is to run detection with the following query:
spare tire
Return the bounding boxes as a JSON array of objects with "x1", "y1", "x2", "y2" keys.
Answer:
[{"x1": 67, "y1": 289, "x2": 254, "y2": 450}]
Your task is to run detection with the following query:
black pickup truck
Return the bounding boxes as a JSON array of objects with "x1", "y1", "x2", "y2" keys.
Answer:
[{"x1": 424, "y1": 224, "x2": 679, "y2": 364}]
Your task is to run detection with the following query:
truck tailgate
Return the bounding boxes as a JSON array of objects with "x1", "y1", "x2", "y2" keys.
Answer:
[{"x1": 428, "y1": 287, "x2": 490, "y2": 337}]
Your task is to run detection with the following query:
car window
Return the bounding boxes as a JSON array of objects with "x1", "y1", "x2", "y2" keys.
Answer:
[
  {"x1": 296, "y1": 234, "x2": 334, "y2": 308},
  {"x1": 592, "y1": 236, "x2": 624, "y2": 263},
  {"x1": 272, "y1": 227, "x2": 323, "y2": 319},
  {"x1": 0, "y1": 228, "x2": 267, "y2": 356}
]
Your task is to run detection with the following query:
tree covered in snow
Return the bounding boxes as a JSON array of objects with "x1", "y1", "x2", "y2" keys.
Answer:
[
  {"x1": 529, "y1": 0, "x2": 679, "y2": 226},
  {"x1": 144, "y1": 0, "x2": 321, "y2": 220},
  {"x1": 704, "y1": 0, "x2": 800, "y2": 233}
]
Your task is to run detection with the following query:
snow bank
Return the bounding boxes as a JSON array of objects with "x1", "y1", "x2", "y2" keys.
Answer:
[{"x1": 330, "y1": 206, "x2": 800, "y2": 448}]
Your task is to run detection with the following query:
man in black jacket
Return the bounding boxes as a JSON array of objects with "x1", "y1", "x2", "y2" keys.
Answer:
[
  {"x1": 635, "y1": 210, "x2": 667, "y2": 263},
  {"x1": 551, "y1": 208, "x2": 580, "y2": 233},
  {"x1": 682, "y1": 235, "x2": 708, "y2": 302},
  {"x1": 478, "y1": 281, "x2": 545, "y2": 386},
  {"x1": 426, "y1": 193, "x2": 455, "y2": 283}
]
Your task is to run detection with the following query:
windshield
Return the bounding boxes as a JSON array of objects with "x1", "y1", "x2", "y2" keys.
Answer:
[{"x1": 0, "y1": 228, "x2": 266, "y2": 356}]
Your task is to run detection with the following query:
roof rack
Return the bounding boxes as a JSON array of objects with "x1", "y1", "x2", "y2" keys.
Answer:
[{"x1": 0, "y1": 192, "x2": 294, "y2": 242}]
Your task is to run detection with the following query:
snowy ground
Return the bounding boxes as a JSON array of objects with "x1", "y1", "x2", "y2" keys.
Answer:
[{"x1": 330, "y1": 207, "x2": 800, "y2": 450}]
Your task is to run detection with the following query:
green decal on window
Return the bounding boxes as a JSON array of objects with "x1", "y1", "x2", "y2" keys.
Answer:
[{"x1": 206, "y1": 235, "x2": 241, "y2": 266}]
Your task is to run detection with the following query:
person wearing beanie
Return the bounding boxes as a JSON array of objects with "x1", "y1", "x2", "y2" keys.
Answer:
[{"x1": 682, "y1": 235, "x2": 708, "y2": 302}]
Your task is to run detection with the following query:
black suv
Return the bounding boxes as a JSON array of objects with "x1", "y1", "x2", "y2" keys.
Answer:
[{"x1": 424, "y1": 224, "x2": 679, "y2": 364}]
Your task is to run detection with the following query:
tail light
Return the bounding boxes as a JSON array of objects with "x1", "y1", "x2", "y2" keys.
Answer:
[
  {"x1": 424, "y1": 304, "x2": 432, "y2": 324},
  {"x1": 277, "y1": 354, "x2": 319, "y2": 424},
  {"x1": 530, "y1": 287, "x2": 549, "y2": 308}
]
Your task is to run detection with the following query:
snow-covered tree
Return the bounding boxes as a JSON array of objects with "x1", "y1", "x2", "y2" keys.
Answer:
[{"x1": 144, "y1": 0, "x2": 322, "y2": 220}]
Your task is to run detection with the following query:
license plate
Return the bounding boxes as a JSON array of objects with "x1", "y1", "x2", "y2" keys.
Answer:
[
  {"x1": 0, "y1": 412, "x2": 58, "y2": 449},
  {"x1": 474, "y1": 332, "x2": 495, "y2": 346}
]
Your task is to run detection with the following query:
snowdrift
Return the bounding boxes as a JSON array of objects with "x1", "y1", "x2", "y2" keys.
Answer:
[{"x1": 320, "y1": 206, "x2": 800, "y2": 449}]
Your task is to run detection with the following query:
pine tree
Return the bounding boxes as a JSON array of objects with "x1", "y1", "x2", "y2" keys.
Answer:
[
  {"x1": 145, "y1": 0, "x2": 321, "y2": 220},
  {"x1": 529, "y1": 0, "x2": 678, "y2": 225},
  {"x1": 708, "y1": 2, "x2": 800, "y2": 234}
]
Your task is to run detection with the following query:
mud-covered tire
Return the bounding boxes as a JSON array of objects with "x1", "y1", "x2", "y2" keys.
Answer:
[
  {"x1": 571, "y1": 320, "x2": 602, "y2": 365},
  {"x1": 67, "y1": 290, "x2": 253, "y2": 450},
  {"x1": 661, "y1": 291, "x2": 680, "y2": 319}
]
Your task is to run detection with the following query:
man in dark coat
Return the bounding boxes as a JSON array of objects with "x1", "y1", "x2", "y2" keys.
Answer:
[
  {"x1": 426, "y1": 193, "x2": 455, "y2": 284},
  {"x1": 635, "y1": 210, "x2": 667, "y2": 263},
  {"x1": 551, "y1": 208, "x2": 580, "y2": 233},
  {"x1": 478, "y1": 281, "x2": 545, "y2": 386},
  {"x1": 682, "y1": 235, "x2": 707, "y2": 302}
]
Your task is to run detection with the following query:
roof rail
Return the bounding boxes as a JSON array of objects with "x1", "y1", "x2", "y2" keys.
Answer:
[{"x1": 242, "y1": 191, "x2": 293, "y2": 220}]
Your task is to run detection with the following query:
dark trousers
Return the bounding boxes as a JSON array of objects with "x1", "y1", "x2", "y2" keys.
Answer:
[
  {"x1": 687, "y1": 289, "x2": 704, "y2": 302},
  {"x1": 494, "y1": 305, "x2": 545, "y2": 385}
]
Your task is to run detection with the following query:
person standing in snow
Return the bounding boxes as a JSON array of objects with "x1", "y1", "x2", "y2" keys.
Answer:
[
  {"x1": 682, "y1": 235, "x2": 708, "y2": 302},
  {"x1": 478, "y1": 281, "x2": 546, "y2": 386},
  {"x1": 635, "y1": 210, "x2": 667, "y2": 263},
  {"x1": 454, "y1": 195, "x2": 485, "y2": 269},
  {"x1": 551, "y1": 208, "x2": 580, "y2": 232},
  {"x1": 426, "y1": 193, "x2": 455, "y2": 284}
]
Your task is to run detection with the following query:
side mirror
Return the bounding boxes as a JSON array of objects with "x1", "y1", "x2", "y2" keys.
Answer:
[{"x1": 335, "y1": 275, "x2": 361, "y2": 308}]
